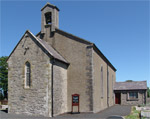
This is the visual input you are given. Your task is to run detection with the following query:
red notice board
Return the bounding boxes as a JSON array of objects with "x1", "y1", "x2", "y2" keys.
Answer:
[{"x1": 72, "y1": 94, "x2": 80, "y2": 113}]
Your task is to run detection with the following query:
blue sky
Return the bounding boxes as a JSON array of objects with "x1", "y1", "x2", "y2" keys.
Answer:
[{"x1": 0, "y1": 1, "x2": 149, "y2": 87}]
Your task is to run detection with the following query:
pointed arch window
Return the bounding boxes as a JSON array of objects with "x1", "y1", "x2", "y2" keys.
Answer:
[
  {"x1": 25, "y1": 62, "x2": 31, "y2": 88},
  {"x1": 101, "y1": 66, "x2": 103, "y2": 98}
]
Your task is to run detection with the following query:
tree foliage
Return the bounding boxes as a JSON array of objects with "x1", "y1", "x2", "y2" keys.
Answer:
[
  {"x1": 126, "y1": 80, "x2": 133, "y2": 82},
  {"x1": 0, "y1": 56, "x2": 8, "y2": 99}
]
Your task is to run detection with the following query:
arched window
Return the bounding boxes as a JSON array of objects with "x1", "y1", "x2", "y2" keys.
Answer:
[
  {"x1": 101, "y1": 66, "x2": 103, "y2": 98},
  {"x1": 25, "y1": 62, "x2": 31, "y2": 88}
]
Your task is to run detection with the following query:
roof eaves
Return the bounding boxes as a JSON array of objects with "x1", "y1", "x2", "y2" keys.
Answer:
[
  {"x1": 92, "y1": 44, "x2": 117, "y2": 72},
  {"x1": 55, "y1": 28, "x2": 116, "y2": 71},
  {"x1": 55, "y1": 28, "x2": 93, "y2": 45}
]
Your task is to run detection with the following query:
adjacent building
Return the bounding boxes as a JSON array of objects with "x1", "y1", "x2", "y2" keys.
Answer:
[
  {"x1": 7, "y1": 3, "x2": 116, "y2": 117},
  {"x1": 114, "y1": 81, "x2": 147, "y2": 105}
]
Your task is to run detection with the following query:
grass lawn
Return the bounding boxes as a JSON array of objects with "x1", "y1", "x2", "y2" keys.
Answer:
[{"x1": 125, "y1": 106, "x2": 140, "y2": 119}]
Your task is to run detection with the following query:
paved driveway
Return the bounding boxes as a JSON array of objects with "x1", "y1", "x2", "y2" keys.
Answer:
[
  {"x1": 57, "y1": 105, "x2": 131, "y2": 119},
  {"x1": 0, "y1": 105, "x2": 131, "y2": 119},
  {"x1": 97, "y1": 105, "x2": 131, "y2": 118}
]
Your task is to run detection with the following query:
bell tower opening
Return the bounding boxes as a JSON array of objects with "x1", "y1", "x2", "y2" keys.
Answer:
[
  {"x1": 41, "y1": 2, "x2": 59, "y2": 34},
  {"x1": 45, "y1": 12, "x2": 52, "y2": 24}
]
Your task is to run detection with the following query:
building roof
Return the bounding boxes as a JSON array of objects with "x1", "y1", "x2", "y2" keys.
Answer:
[
  {"x1": 114, "y1": 81, "x2": 147, "y2": 90},
  {"x1": 41, "y1": 2, "x2": 59, "y2": 11},
  {"x1": 7, "y1": 30, "x2": 69, "y2": 64}
]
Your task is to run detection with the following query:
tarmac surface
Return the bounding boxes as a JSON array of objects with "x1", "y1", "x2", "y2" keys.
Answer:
[{"x1": 0, "y1": 105, "x2": 131, "y2": 119}]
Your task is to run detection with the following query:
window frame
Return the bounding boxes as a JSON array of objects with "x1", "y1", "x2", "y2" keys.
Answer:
[
  {"x1": 127, "y1": 92, "x2": 138, "y2": 101},
  {"x1": 24, "y1": 61, "x2": 31, "y2": 88}
]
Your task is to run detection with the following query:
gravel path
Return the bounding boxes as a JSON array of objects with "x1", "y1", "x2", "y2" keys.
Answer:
[{"x1": 0, "y1": 105, "x2": 131, "y2": 119}]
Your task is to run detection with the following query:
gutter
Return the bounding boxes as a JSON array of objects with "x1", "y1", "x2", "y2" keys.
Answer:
[
  {"x1": 107, "y1": 64, "x2": 109, "y2": 107},
  {"x1": 51, "y1": 58, "x2": 55, "y2": 117}
]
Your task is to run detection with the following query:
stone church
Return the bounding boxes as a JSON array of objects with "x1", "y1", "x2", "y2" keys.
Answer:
[{"x1": 7, "y1": 3, "x2": 116, "y2": 117}]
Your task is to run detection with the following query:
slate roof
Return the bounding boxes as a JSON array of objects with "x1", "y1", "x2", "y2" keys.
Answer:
[
  {"x1": 41, "y1": 2, "x2": 59, "y2": 11},
  {"x1": 28, "y1": 31, "x2": 68, "y2": 64},
  {"x1": 114, "y1": 81, "x2": 147, "y2": 90},
  {"x1": 7, "y1": 30, "x2": 69, "y2": 64}
]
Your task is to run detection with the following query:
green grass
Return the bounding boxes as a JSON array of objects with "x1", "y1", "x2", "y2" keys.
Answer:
[{"x1": 125, "y1": 106, "x2": 140, "y2": 119}]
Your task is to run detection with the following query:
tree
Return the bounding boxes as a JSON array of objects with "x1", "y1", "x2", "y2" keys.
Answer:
[
  {"x1": 0, "y1": 56, "x2": 8, "y2": 99},
  {"x1": 0, "y1": 89, "x2": 4, "y2": 100},
  {"x1": 126, "y1": 80, "x2": 133, "y2": 82}
]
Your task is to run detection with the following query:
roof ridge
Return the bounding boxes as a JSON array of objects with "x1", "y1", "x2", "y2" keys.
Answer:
[
  {"x1": 55, "y1": 28, "x2": 93, "y2": 45},
  {"x1": 41, "y1": 2, "x2": 59, "y2": 11},
  {"x1": 27, "y1": 31, "x2": 53, "y2": 56},
  {"x1": 28, "y1": 31, "x2": 69, "y2": 64},
  {"x1": 36, "y1": 36, "x2": 69, "y2": 64}
]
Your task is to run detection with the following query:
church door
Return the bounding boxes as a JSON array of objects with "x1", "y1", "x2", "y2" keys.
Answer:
[{"x1": 115, "y1": 93, "x2": 121, "y2": 104}]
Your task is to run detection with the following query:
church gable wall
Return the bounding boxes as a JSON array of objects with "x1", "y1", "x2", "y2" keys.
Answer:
[{"x1": 8, "y1": 33, "x2": 51, "y2": 117}]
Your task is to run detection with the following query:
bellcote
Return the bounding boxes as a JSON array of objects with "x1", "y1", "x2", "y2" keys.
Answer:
[{"x1": 41, "y1": 2, "x2": 59, "y2": 34}]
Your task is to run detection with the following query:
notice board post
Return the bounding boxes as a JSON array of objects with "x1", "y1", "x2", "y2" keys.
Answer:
[{"x1": 72, "y1": 94, "x2": 80, "y2": 113}]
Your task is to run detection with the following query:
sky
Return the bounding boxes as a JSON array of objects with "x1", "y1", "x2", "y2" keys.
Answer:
[{"x1": 0, "y1": 0, "x2": 149, "y2": 87}]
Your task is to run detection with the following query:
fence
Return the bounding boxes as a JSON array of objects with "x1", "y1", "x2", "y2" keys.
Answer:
[{"x1": 0, "y1": 100, "x2": 8, "y2": 105}]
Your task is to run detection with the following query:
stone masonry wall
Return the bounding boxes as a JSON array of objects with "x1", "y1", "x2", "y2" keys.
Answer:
[
  {"x1": 8, "y1": 32, "x2": 52, "y2": 117},
  {"x1": 121, "y1": 90, "x2": 146, "y2": 105},
  {"x1": 53, "y1": 61, "x2": 68, "y2": 116}
]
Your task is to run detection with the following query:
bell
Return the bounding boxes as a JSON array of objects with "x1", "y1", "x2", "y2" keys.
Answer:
[{"x1": 45, "y1": 12, "x2": 52, "y2": 24}]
